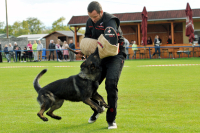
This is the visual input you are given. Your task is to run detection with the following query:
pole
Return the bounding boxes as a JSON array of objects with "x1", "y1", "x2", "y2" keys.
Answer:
[{"x1": 5, "y1": 0, "x2": 9, "y2": 38}]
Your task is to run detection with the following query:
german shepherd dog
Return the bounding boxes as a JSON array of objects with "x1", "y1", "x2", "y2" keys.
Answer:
[{"x1": 33, "y1": 48, "x2": 108, "y2": 121}]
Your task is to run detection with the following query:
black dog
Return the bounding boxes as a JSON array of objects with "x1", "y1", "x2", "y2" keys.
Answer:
[{"x1": 33, "y1": 49, "x2": 108, "y2": 121}]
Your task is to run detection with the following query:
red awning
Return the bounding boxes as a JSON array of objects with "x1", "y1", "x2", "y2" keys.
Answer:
[
  {"x1": 185, "y1": 3, "x2": 195, "y2": 43},
  {"x1": 141, "y1": 7, "x2": 148, "y2": 46}
]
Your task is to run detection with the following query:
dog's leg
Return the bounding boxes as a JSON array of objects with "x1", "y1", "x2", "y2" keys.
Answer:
[
  {"x1": 83, "y1": 98, "x2": 104, "y2": 113},
  {"x1": 46, "y1": 99, "x2": 64, "y2": 120},
  {"x1": 92, "y1": 92, "x2": 109, "y2": 108},
  {"x1": 37, "y1": 103, "x2": 48, "y2": 121}
]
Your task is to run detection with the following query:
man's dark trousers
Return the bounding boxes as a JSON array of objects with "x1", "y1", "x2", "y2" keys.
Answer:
[
  {"x1": 91, "y1": 54, "x2": 125, "y2": 123},
  {"x1": 49, "y1": 50, "x2": 54, "y2": 61}
]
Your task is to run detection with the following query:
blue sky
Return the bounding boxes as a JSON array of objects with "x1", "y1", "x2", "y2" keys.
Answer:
[{"x1": 0, "y1": 0, "x2": 199, "y2": 27}]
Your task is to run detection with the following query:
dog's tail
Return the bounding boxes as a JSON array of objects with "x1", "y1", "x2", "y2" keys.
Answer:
[{"x1": 33, "y1": 69, "x2": 47, "y2": 93}]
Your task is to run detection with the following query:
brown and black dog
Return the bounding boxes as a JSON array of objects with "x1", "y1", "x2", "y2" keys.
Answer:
[{"x1": 33, "y1": 48, "x2": 108, "y2": 121}]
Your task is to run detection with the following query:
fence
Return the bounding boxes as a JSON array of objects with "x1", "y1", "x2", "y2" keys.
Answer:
[
  {"x1": 126, "y1": 45, "x2": 200, "y2": 59},
  {"x1": 1, "y1": 45, "x2": 200, "y2": 62},
  {"x1": 0, "y1": 48, "x2": 81, "y2": 62}
]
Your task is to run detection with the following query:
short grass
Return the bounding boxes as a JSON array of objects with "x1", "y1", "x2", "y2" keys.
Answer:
[{"x1": 0, "y1": 58, "x2": 200, "y2": 133}]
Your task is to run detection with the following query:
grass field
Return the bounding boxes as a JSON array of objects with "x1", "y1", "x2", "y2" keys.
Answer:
[{"x1": 0, "y1": 58, "x2": 200, "y2": 133}]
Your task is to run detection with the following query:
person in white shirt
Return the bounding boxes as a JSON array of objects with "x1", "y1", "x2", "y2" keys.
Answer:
[
  {"x1": 151, "y1": 35, "x2": 162, "y2": 58},
  {"x1": 37, "y1": 40, "x2": 43, "y2": 61}
]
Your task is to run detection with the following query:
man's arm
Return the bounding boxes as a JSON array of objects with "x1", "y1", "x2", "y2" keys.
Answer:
[{"x1": 105, "y1": 19, "x2": 125, "y2": 45}]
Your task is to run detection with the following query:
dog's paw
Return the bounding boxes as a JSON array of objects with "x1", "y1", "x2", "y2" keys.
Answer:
[
  {"x1": 97, "y1": 107, "x2": 104, "y2": 113},
  {"x1": 103, "y1": 104, "x2": 109, "y2": 108},
  {"x1": 46, "y1": 112, "x2": 62, "y2": 120},
  {"x1": 42, "y1": 117, "x2": 48, "y2": 121},
  {"x1": 37, "y1": 113, "x2": 48, "y2": 122}
]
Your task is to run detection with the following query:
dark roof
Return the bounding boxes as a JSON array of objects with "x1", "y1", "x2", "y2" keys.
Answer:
[
  {"x1": 43, "y1": 31, "x2": 83, "y2": 38},
  {"x1": 68, "y1": 9, "x2": 200, "y2": 26}
]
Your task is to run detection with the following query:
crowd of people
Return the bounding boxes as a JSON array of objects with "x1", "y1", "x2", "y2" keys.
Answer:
[
  {"x1": 124, "y1": 34, "x2": 200, "y2": 59},
  {"x1": 0, "y1": 39, "x2": 76, "y2": 63}
]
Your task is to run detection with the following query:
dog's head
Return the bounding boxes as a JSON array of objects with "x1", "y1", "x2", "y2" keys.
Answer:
[{"x1": 79, "y1": 48, "x2": 101, "y2": 81}]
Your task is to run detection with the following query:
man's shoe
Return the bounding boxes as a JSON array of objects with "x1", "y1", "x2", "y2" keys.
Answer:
[
  {"x1": 88, "y1": 106, "x2": 105, "y2": 123},
  {"x1": 108, "y1": 122, "x2": 117, "y2": 129}
]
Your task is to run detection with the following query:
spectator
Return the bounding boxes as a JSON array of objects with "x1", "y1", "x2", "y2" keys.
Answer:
[
  {"x1": 198, "y1": 37, "x2": 200, "y2": 45},
  {"x1": 56, "y1": 39, "x2": 63, "y2": 62},
  {"x1": 8, "y1": 43, "x2": 15, "y2": 62},
  {"x1": 0, "y1": 42, "x2": 2, "y2": 63},
  {"x1": 124, "y1": 38, "x2": 130, "y2": 59},
  {"x1": 21, "y1": 47, "x2": 28, "y2": 62},
  {"x1": 167, "y1": 35, "x2": 172, "y2": 44},
  {"x1": 159, "y1": 36, "x2": 162, "y2": 44},
  {"x1": 68, "y1": 40, "x2": 75, "y2": 61},
  {"x1": 132, "y1": 41, "x2": 138, "y2": 59},
  {"x1": 147, "y1": 36, "x2": 152, "y2": 45},
  {"x1": 130, "y1": 40, "x2": 134, "y2": 45},
  {"x1": 4, "y1": 44, "x2": 10, "y2": 63},
  {"x1": 151, "y1": 35, "x2": 161, "y2": 59},
  {"x1": 13, "y1": 42, "x2": 21, "y2": 62},
  {"x1": 62, "y1": 41, "x2": 69, "y2": 61},
  {"x1": 27, "y1": 41, "x2": 33, "y2": 62},
  {"x1": 32, "y1": 40, "x2": 38, "y2": 62},
  {"x1": 37, "y1": 40, "x2": 43, "y2": 61},
  {"x1": 48, "y1": 40, "x2": 55, "y2": 61}
]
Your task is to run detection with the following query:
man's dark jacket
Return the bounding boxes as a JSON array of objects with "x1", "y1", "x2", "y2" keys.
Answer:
[
  {"x1": 69, "y1": 43, "x2": 75, "y2": 49},
  {"x1": 49, "y1": 43, "x2": 55, "y2": 49},
  {"x1": 85, "y1": 12, "x2": 125, "y2": 57}
]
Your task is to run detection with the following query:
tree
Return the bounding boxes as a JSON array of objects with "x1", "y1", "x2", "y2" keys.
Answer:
[
  {"x1": 0, "y1": 22, "x2": 5, "y2": 33},
  {"x1": 3, "y1": 25, "x2": 13, "y2": 36},
  {"x1": 26, "y1": 17, "x2": 45, "y2": 34},
  {"x1": 52, "y1": 17, "x2": 68, "y2": 31}
]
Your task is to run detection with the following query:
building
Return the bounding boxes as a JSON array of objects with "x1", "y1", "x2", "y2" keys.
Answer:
[
  {"x1": 43, "y1": 31, "x2": 83, "y2": 48},
  {"x1": 18, "y1": 34, "x2": 48, "y2": 48},
  {"x1": 67, "y1": 8, "x2": 200, "y2": 58},
  {"x1": 68, "y1": 8, "x2": 200, "y2": 44}
]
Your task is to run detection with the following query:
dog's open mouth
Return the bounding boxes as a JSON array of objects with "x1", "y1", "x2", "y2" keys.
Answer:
[{"x1": 78, "y1": 71, "x2": 88, "y2": 79}]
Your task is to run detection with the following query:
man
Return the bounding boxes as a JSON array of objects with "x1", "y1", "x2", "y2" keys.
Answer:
[
  {"x1": 0, "y1": 42, "x2": 2, "y2": 63},
  {"x1": 68, "y1": 40, "x2": 75, "y2": 61},
  {"x1": 13, "y1": 42, "x2": 21, "y2": 62},
  {"x1": 132, "y1": 41, "x2": 138, "y2": 59},
  {"x1": 152, "y1": 35, "x2": 161, "y2": 58},
  {"x1": 167, "y1": 35, "x2": 172, "y2": 44},
  {"x1": 37, "y1": 40, "x2": 43, "y2": 61},
  {"x1": 8, "y1": 43, "x2": 15, "y2": 62},
  {"x1": 48, "y1": 40, "x2": 55, "y2": 61},
  {"x1": 124, "y1": 38, "x2": 130, "y2": 59},
  {"x1": 32, "y1": 40, "x2": 38, "y2": 62},
  {"x1": 78, "y1": 1, "x2": 125, "y2": 129}
]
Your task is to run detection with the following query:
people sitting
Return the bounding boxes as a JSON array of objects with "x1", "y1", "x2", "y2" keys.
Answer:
[
  {"x1": 147, "y1": 36, "x2": 152, "y2": 45},
  {"x1": 167, "y1": 35, "x2": 172, "y2": 44},
  {"x1": 21, "y1": 47, "x2": 28, "y2": 62}
]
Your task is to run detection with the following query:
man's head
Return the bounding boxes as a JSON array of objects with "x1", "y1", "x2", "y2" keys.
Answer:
[
  {"x1": 9, "y1": 43, "x2": 11, "y2": 47},
  {"x1": 69, "y1": 40, "x2": 73, "y2": 44},
  {"x1": 34, "y1": 40, "x2": 36, "y2": 44},
  {"x1": 87, "y1": 1, "x2": 103, "y2": 23},
  {"x1": 29, "y1": 41, "x2": 31, "y2": 44},
  {"x1": 14, "y1": 42, "x2": 17, "y2": 46},
  {"x1": 130, "y1": 40, "x2": 134, "y2": 44},
  {"x1": 38, "y1": 40, "x2": 41, "y2": 44},
  {"x1": 169, "y1": 35, "x2": 172, "y2": 39}
]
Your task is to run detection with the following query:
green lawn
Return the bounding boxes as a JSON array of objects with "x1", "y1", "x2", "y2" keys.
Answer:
[{"x1": 0, "y1": 58, "x2": 200, "y2": 133}]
